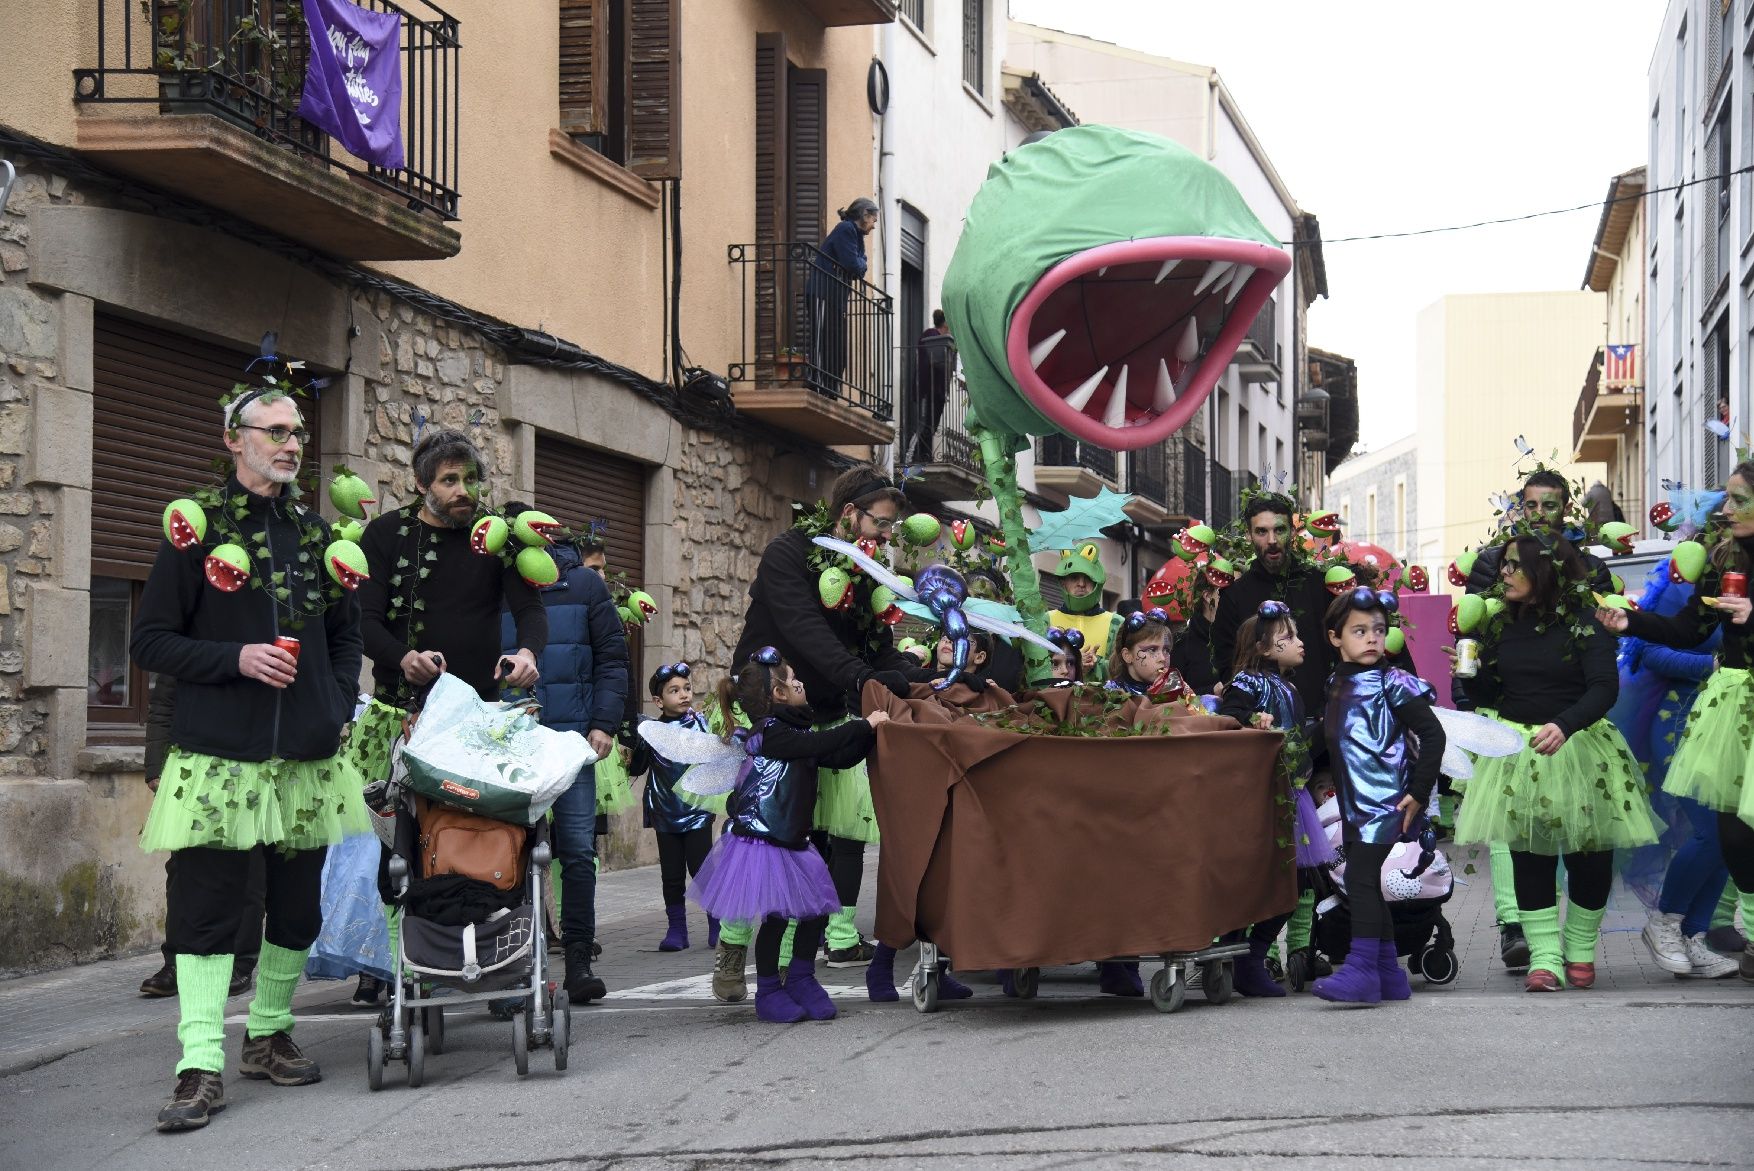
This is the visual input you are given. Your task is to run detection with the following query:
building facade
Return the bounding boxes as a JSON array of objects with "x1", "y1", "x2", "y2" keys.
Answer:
[
  {"x1": 1572, "y1": 166, "x2": 1647, "y2": 526},
  {"x1": 1323, "y1": 434, "x2": 1418, "y2": 570},
  {"x1": 0, "y1": 0, "x2": 904, "y2": 972}
]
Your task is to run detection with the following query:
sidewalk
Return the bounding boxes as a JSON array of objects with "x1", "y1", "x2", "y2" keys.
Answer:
[{"x1": 1, "y1": 843, "x2": 1746, "y2": 1077}]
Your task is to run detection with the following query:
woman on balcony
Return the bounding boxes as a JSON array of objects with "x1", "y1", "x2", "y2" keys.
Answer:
[{"x1": 806, "y1": 198, "x2": 877, "y2": 397}]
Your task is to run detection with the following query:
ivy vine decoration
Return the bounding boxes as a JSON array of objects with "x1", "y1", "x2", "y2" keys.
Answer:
[{"x1": 792, "y1": 500, "x2": 904, "y2": 652}]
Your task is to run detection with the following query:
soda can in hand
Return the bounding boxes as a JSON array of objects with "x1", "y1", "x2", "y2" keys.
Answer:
[{"x1": 273, "y1": 635, "x2": 301, "y2": 663}]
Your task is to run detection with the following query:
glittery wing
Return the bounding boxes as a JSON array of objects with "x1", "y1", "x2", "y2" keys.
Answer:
[
  {"x1": 810, "y1": 535, "x2": 919, "y2": 599},
  {"x1": 635, "y1": 719, "x2": 746, "y2": 797},
  {"x1": 964, "y1": 609, "x2": 1060, "y2": 654},
  {"x1": 1432, "y1": 707, "x2": 1524, "y2": 780}
]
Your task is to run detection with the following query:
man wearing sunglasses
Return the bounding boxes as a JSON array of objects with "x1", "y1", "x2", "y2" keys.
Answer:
[{"x1": 1212, "y1": 495, "x2": 1336, "y2": 718}]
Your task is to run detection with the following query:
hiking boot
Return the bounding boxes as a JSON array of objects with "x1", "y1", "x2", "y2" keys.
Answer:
[
  {"x1": 156, "y1": 1069, "x2": 224, "y2": 1132},
  {"x1": 713, "y1": 941, "x2": 749, "y2": 1003},
  {"x1": 238, "y1": 1031, "x2": 322, "y2": 1086},
  {"x1": 564, "y1": 943, "x2": 606, "y2": 1004},
  {"x1": 139, "y1": 962, "x2": 177, "y2": 998},
  {"x1": 351, "y1": 973, "x2": 383, "y2": 1008},
  {"x1": 825, "y1": 939, "x2": 876, "y2": 969},
  {"x1": 1498, "y1": 922, "x2": 1530, "y2": 970},
  {"x1": 1705, "y1": 924, "x2": 1748, "y2": 956}
]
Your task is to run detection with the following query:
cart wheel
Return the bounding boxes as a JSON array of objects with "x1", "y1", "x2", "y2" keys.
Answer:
[
  {"x1": 1420, "y1": 947, "x2": 1459, "y2": 986},
  {"x1": 1202, "y1": 960, "x2": 1234, "y2": 1005},
  {"x1": 1149, "y1": 967, "x2": 1186, "y2": 1014},
  {"x1": 366, "y1": 1022, "x2": 386, "y2": 1092},
  {"x1": 552, "y1": 990, "x2": 571, "y2": 1071},
  {"x1": 912, "y1": 965, "x2": 940, "y2": 1013},
  {"x1": 511, "y1": 1003, "x2": 530, "y2": 1075},
  {"x1": 406, "y1": 1015, "x2": 426, "y2": 1088},
  {"x1": 1285, "y1": 950, "x2": 1309, "y2": 992},
  {"x1": 1014, "y1": 967, "x2": 1040, "y2": 1000},
  {"x1": 424, "y1": 1004, "x2": 445, "y2": 1056}
]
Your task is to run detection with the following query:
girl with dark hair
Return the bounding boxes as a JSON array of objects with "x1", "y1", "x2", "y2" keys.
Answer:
[
  {"x1": 1047, "y1": 627, "x2": 1085, "y2": 684},
  {"x1": 1600, "y1": 459, "x2": 1754, "y2": 981},
  {"x1": 1315, "y1": 588, "x2": 1448, "y2": 1005},
  {"x1": 1104, "y1": 608, "x2": 1175, "y2": 696},
  {"x1": 1457, "y1": 535, "x2": 1657, "y2": 992},
  {"x1": 688, "y1": 649, "x2": 888, "y2": 1023}
]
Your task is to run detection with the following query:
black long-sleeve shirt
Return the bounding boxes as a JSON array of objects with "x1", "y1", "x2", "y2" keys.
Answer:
[
  {"x1": 1211, "y1": 561, "x2": 1335, "y2": 716},
  {"x1": 358, "y1": 505, "x2": 548, "y2": 703},
  {"x1": 1625, "y1": 538, "x2": 1754, "y2": 671},
  {"x1": 1171, "y1": 611, "x2": 1222, "y2": 696},
  {"x1": 1463, "y1": 610, "x2": 1618, "y2": 736}
]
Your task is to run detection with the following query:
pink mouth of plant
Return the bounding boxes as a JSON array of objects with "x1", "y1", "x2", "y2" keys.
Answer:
[{"x1": 1005, "y1": 237, "x2": 1291, "y2": 450}]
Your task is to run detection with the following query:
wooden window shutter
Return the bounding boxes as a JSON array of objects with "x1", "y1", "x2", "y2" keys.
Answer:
[
  {"x1": 559, "y1": 0, "x2": 606, "y2": 136},
  {"x1": 754, "y1": 32, "x2": 788, "y2": 367},
  {"x1": 787, "y1": 67, "x2": 826, "y2": 248},
  {"x1": 91, "y1": 314, "x2": 324, "y2": 580},
  {"x1": 626, "y1": 0, "x2": 680, "y2": 179}
]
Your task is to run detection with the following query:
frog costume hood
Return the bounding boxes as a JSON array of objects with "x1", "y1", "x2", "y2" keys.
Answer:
[{"x1": 1054, "y1": 541, "x2": 1108, "y2": 614}]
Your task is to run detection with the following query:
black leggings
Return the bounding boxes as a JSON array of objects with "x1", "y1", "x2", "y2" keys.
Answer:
[
  {"x1": 1509, "y1": 848, "x2": 1614, "y2": 913},
  {"x1": 754, "y1": 914, "x2": 827, "y2": 976},
  {"x1": 166, "y1": 845, "x2": 327, "y2": 956},
  {"x1": 655, "y1": 827, "x2": 712, "y2": 908},
  {"x1": 811, "y1": 831, "x2": 864, "y2": 908},
  {"x1": 1718, "y1": 811, "x2": 1754, "y2": 895},
  {"x1": 1346, "y1": 840, "x2": 1395, "y2": 943},
  {"x1": 162, "y1": 847, "x2": 265, "y2": 966}
]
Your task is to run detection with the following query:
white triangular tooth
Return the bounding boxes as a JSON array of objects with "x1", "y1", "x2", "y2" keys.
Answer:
[
  {"x1": 1104, "y1": 366, "x2": 1130, "y2": 428},
  {"x1": 1063, "y1": 365, "x2": 1109, "y2": 413},
  {"x1": 1192, "y1": 260, "x2": 1233, "y2": 297},
  {"x1": 1154, "y1": 359, "x2": 1177, "y2": 412},
  {"x1": 1029, "y1": 329, "x2": 1067, "y2": 371},
  {"x1": 1176, "y1": 318, "x2": 1200, "y2": 363},
  {"x1": 1097, "y1": 266, "x2": 1108, "y2": 277},
  {"x1": 1223, "y1": 263, "x2": 1255, "y2": 303},
  {"x1": 1154, "y1": 259, "x2": 1179, "y2": 285}
]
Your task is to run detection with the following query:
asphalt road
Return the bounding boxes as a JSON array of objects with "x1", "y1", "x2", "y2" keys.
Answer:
[{"x1": 4, "y1": 848, "x2": 1749, "y2": 1170}]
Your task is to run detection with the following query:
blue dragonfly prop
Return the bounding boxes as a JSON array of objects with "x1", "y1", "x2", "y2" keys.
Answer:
[{"x1": 812, "y1": 535, "x2": 1057, "y2": 690}]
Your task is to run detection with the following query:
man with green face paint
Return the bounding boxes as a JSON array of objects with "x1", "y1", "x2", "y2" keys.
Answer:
[
  {"x1": 1046, "y1": 542, "x2": 1123, "y2": 681},
  {"x1": 1212, "y1": 495, "x2": 1335, "y2": 717}
]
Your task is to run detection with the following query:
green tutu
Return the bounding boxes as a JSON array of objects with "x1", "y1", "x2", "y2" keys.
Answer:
[
  {"x1": 814, "y1": 715, "x2": 878, "y2": 843},
  {"x1": 338, "y1": 698, "x2": 407, "y2": 786},
  {"x1": 594, "y1": 746, "x2": 638, "y2": 816},
  {"x1": 1662, "y1": 667, "x2": 1754, "y2": 817},
  {"x1": 141, "y1": 749, "x2": 371, "y2": 853},
  {"x1": 1455, "y1": 716, "x2": 1660, "y2": 855}
]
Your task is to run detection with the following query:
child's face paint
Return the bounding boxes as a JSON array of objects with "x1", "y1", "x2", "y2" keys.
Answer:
[
  {"x1": 1722, "y1": 474, "x2": 1754, "y2": 535},
  {"x1": 1264, "y1": 622, "x2": 1305, "y2": 671},
  {"x1": 1050, "y1": 652, "x2": 1075, "y2": 680},
  {"x1": 1122, "y1": 634, "x2": 1170, "y2": 683}
]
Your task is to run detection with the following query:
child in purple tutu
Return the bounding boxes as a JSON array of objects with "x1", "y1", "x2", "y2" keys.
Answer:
[
  {"x1": 1217, "y1": 599, "x2": 1330, "y2": 998},
  {"x1": 689, "y1": 646, "x2": 889, "y2": 1023}
]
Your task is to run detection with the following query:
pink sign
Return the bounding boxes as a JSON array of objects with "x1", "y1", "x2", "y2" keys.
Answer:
[{"x1": 1397, "y1": 593, "x2": 1454, "y2": 709}]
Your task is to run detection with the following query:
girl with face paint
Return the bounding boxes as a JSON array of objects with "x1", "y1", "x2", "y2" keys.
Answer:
[{"x1": 1599, "y1": 461, "x2": 1754, "y2": 983}]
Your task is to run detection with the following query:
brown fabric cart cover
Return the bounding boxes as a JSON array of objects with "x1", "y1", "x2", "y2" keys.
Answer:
[{"x1": 862, "y1": 680, "x2": 1295, "y2": 970}]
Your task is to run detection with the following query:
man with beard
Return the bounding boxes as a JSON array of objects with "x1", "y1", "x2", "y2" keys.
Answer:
[
  {"x1": 343, "y1": 429, "x2": 546, "y2": 1004},
  {"x1": 1211, "y1": 495, "x2": 1334, "y2": 716}
]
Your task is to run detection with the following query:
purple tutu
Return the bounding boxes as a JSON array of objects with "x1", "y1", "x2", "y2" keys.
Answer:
[
  {"x1": 688, "y1": 832, "x2": 840, "y2": 922},
  {"x1": 1293, "y1": 786, "x2": 1336, "y2": 867}
]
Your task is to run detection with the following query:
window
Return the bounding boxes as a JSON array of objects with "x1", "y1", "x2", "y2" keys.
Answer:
[
  {"x1": 558, "y1": 0, "x2": 680, "y2": 179},
  {"x1": 962, "y1": 0, "x2": 985, "y2": 95},
  {"x1": 1711, "y1": 109, "x2": 1731, "y2": 291},
  {"x1": 1394, "y1": 477, "x2": 1407, "y2": 559},
  {"x1": 1674, "y1": 210, "x2": 1686, "y2": 363},
  {"x1": 1340, "y1": 496, "x2": 1351, "y2": 529},
  {"x1": 1366, "y1": 488, "x2": 1378, "y2": 544},
  {"x1": 898, "y1": 0, "x2": 925, "y2": 32},
  {"x1": 1705, "y1": 318, "x2": 1730, "y2": 484}
]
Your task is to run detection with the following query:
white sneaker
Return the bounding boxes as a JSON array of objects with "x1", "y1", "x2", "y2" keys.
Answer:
[
  {"x1": 1682, "y1": 932, "x2": 1739, "y2": 979},
  {"x1": 1642, "y1": 913, "x2": 1691, "y2": 975}
]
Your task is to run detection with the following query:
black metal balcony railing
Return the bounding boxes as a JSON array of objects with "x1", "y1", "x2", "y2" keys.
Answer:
[
  {"x1": 897, "y1": 340, "x2": 977, "y2": 474},
  {"x1": 1180, "y1": 438, "x2": 1207, "y2": 519},
  {"x1": 1126, "y1": 442, "x2": 1168, "y2": 507},
  {"x1": 727, "y1": 242, "x2": 895, "y2": 420},
  {"x1": 1242, "y1": 297, "x2": 1278, "y2": 365},
  {"x1": 1211, "y1": 461, "x2": 1236, "y2": 530},
  {"x1": 1036, "y1": 434, "x2": 1118, "y2": 481},
  {"x1": 74, "y1": 0, "x2": 461, "y2": 220}
]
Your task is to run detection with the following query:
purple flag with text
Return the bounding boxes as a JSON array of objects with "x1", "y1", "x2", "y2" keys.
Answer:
[{"x1": 298, "y1": 0, "x2": 404, "y2": 170}]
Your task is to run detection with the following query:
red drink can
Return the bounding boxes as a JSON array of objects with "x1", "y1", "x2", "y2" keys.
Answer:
[
  {"x1": 1722, "y1": 572, "x2": 1748, "y2": 599},
  {"x1": 273, "y1": 635, "x2": 301, "y2": 662}
]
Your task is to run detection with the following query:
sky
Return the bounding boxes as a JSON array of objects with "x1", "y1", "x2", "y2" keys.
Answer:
[{"x1": 1006, "y1": 0, "x2": 1664, "y2": 452}]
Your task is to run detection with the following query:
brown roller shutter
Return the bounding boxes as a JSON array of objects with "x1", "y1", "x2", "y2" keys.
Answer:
[
  {"x1": 558, "y1": 0, "x2": 606, "y2": 136},
  {"x1": 626, "y1": 0, "x2": 680, "y2": 179},
  {"x1": 532, "y1": 436, "x2": 647, "y2": 586},
  {"x1": 91, "y1": 315, "x2": 326, "y2": 580}
]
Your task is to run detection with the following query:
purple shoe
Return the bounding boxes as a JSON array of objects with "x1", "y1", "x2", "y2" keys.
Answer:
[
  {"x1": 1097, "y1": 961, "x2": 1143, "y2": 997},
  {"x1": 939, "y1": 970, "x2": 974, "y2": 1000},
  {"x1": 784, "y1": 962, "x2": 839, "y2": 1020},
  {"x1": 865, "y1": 943, "x2": 899, "y2": 1003},
  {"x1": 998, "y1": 968, "x2": 1019, "y2": 997},
  {"x1": 755, "y1": 974, "x2": 806, "y2": 1023},
  {"x1": 658, "y1": 905, "x2": 689, "y2": 952},
  {"x1": 1233, "y1": 938, "x2": 1287, "y2": 998},
  {"x1": 707, "y1": 916, "x2": 721, "y2": 949},
  {"x1": 1376, "y1": 939, "x2": 1412, "y2": 1001},
  {"x1": 1312, "y1": 938, "x2": 1383, "y2": 1005}
]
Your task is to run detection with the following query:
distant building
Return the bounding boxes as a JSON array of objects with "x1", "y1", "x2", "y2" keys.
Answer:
[
  {"x1": 1325, "y1": 435, "x2": 1418, "y2": 572},
  {"x1": 1572, "y1": 166, "x2": 1646, "y2": 526}
]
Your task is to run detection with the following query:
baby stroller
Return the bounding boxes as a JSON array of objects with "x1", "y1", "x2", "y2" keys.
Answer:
[
  {"x1": 363, "y1": 686, "x2": 577, "y2": 1088},
  {"x1": 1287, "y1": 796, "x2": 1459, "y2": 990}
]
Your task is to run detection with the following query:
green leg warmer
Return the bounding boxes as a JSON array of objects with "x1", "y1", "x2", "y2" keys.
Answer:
[
  {"x1": 174, "y1": 953, "x2": 234, "y2": 1076},
  {"x1": 1562, "y1": 904, "x2": 1605, "y2": 966},
  {"x1": 778, "y1": 919, "x2": 797, "y2": 969},
  {"x1": 245, "y1": 941, "x2": 308, "y2": 1040},
  {"x1": 384, "y1": 904, "x2": 400, "y2": 966},
  {"x1": 1286, "y1": 888, "x2": 1314, "y2": 952},
  {"x1": 1519, "y1": 904, "x2": 1563, "y2": 981},
  {"x1": 826, "y1": 906, "x2": 861, "y2": 951},
  {"x1": 718, "y1": 919, "x2": 754, "y2": 949},
  {"x1": 1725, "y1": 886, "x2": 1754, "y2": 931},
  {"x1": 550, "y1": 858, "x2": 563, "y2": 919},
  {"x1": 1489, "y1": 842, "x2": 1519, "y2": 926}
]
